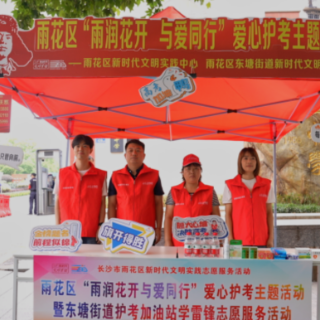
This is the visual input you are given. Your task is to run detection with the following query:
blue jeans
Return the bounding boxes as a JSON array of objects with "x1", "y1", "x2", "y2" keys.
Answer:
[{"x1": 82, "y1": 237, "x2": 97, "y2": 244}]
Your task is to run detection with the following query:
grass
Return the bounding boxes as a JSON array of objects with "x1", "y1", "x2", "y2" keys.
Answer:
[{"x1": 7, "y1": 190, "x2": 30, "y2": 198}]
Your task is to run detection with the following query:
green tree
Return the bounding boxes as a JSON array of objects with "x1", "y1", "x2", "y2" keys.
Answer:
[
  {"x1": 42, "y1": 158, "x2": 59, "y2": 174},
  {"x1": 1, "y1": 0, "x2": 211, "y2": 30}
]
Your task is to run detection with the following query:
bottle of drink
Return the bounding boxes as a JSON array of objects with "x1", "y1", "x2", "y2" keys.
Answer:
[
  {"x1": 184, "y1": 232, "x2": 194, "y2": 257},
  {"x1": 201, "y1": 232, "x2": 211, "y2": 257},
  {"x1": 193, "y1": 232, "x2": 201, "y2": 257},
  {"x1": 211, "y1": 232, "x2": 220, "y2": 258}
]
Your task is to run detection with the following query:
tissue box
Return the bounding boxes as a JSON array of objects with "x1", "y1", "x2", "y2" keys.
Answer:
[
  {"x1": 295, "y1": 248, "x2": 311, "y2": 259},
  {"x1": 257, "y1": 249, "x2": 274, "y2": 260},
  {"x1": 271, "y1": 248, "x2": 287, "y2": 260}
]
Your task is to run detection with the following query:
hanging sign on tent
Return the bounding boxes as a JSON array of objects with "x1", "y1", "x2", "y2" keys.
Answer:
[
  {"x1": 311, "y1": 124, "x2": 320, "y2": 143},
  {"x1": 0, "y1": 145, "x2": 23, "y2": 169},
  {"x1": 139, "y1": 67, "x2": 196, "y2": 107},
  {"x1": 0, "y1": 95, "x2": 11, "y2": 133}
]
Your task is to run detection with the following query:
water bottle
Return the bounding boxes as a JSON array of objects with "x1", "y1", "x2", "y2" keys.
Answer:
[
  {"x1": 184, "y1": 232, "x2": 194, "y2": 257},
  {"x1": 201, "y1": 232, "x2": 211, "y2": 257},
  {"x1": 193, "y1": 232, "x2": 201, "y2": 257},
  {"x1": 211, "y1": 232, "x2": 220, "y2": 258},
  {"x1": 223, "y1": 238, "x2": 230, "y2": 259}
]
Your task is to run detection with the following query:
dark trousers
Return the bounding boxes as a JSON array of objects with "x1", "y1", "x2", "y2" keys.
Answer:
[
  {"x1": 82, "y1": 237, "x2": 98, "y2": 244},
  {"x1": 29, "y1": 191, "x2": 37, "y2": 214}
]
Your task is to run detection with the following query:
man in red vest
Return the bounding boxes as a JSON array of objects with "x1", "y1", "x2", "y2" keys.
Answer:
[
  {"x1": 108, "y1": 140, "x2": 164, "y2": 244},
  {"x1": 54, "y1": 134, "x2": 107, "y2": 244}
]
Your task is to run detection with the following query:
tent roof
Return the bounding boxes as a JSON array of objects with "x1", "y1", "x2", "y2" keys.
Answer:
[
  {"x1": 0, "y1": 76, "x2": 319, "y2": 143},
  {"x1": 151, "y1": 6, "x2": 186, "y2": 19}
]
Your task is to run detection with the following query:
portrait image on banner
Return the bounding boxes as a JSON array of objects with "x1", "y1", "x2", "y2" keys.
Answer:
[{"x1": 0, "y1": 15, "x2": 33, "y2": 76}]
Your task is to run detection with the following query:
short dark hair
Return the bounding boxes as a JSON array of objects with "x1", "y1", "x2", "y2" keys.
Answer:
[
  {"x1": 238, "y1": 147, "x2": 260, "y2": 177},
  {"x1": 72, "y1": 135, "x2": 94, "y2": 149},
  {"x1": 31, "y1": 173, "x2": 36, "y2": 177},
  {"x1": 181, "y1": 163, "x2": 202, "y2": 182},
  {"x1": 125, "y1": 139, "x2": 145, "y2": 151}
]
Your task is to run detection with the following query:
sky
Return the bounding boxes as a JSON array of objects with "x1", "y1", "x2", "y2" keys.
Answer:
[{"x1": 0, "y1": 0, "x2": 313, "y2": 194}]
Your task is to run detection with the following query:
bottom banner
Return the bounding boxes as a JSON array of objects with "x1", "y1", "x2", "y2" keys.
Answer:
[{"x1": 34, "y1": 256, "x2": 311, "y2": 320}]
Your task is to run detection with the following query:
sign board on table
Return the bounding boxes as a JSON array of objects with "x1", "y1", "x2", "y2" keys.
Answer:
[
  {"x1": 0, "y1": 145, "x2": 23, "y2": 169},
  {"x1": 99, "y1": 218, "x2": 154, "y2": 254},
  {"x1": 34, "y1": 255, "x2": 312, "y2": 320},
  {"x1": 110, "y1": 139, "x2": 124, "y2": 153},
  {"x1": 29, "y1": 220, "x2": 82, "y2": 252},
  {"x1": 172, "y1": 215, "x2": 229, "y2": 243},
  {"x1": 140, "y1": 67, "x2": 196, "y2": 108}
]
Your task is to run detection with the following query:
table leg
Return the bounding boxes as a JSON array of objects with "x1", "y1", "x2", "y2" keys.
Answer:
[
  {"x1": 12, "y1": 257, "x2": 18, "y2": 320},
  {"x1": 318, "y1": 265, "x2": 320, "y2": 320}
]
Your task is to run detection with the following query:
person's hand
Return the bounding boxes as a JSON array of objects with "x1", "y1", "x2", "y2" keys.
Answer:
[
  {"x1": 155, "y1": 228, "x2": 162, "y2": 244},
  {"x1": 96, "y1": 228, "x2": 101, "y2": 244},
  {"x1": 267, "y1": 237, "x2": 274, "y2": 248}
]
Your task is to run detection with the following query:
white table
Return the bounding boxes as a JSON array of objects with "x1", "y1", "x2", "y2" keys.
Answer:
[{"x1": 13, "y1": 246, "x2": 319, "y2": 320}]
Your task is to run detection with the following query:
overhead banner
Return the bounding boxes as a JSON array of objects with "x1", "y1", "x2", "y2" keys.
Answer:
[
  {"x1": 2, "y1": 14, "x2": 320, "y2": 78},
  {"x1": 34, "y1": 256, "x2": 311, "y2": 320}
]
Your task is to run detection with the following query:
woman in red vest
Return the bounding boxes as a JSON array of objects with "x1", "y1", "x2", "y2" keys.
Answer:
[
  {"x1": 164, "y1": 154, "x2": 221, "y2": 246},
  {"x1": 223, "y1": 147, "x2": 274, "y2": 247}
]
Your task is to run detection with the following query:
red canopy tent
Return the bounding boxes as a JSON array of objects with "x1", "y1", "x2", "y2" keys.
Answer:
[{"x1": 1, "y1": 7, "x2": 320, "y2": 246}]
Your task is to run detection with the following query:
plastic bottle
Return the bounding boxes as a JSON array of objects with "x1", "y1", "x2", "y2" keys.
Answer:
[
  {"x1": 184, "y1": 232, "x2": 194, "y2": 257},
  {"x1": 223, "y1": 238, "x2": 230, "y2": 259},
  {"x1": 211, "y1": 232, "x2": 220, "y2": 258},
  {"x1": 193, "y1": 232, "x2": 201, "y2": 257},
  {"x1": 201, "y1": 232, "x2": 211, "y2": 257}
]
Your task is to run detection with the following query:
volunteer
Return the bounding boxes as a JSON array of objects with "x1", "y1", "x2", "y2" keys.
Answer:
[
  {"x1": 54, "y1": 134, "x2": 107, "y2": 244},
  {"x1": 223, "y1": 147, "x2": 274, "y2": 247},
  {"x1": 108, "y1": 139, "x2": 164, "y2": 244},
  {"x1": 164, "y1": 154, "x2": 221, "y2": 247}
]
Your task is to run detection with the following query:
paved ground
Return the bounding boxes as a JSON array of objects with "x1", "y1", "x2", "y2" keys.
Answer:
[{"x1": 0, "y1": 196, "x2": 318, "y2": 319}]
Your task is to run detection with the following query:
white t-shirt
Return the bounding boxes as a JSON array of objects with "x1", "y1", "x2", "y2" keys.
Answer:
[
  {"x1": 222, "y1": 178, "x2": 275, "y2": 204},
  {"x1": 53, "y1": 169, "x2": 108, "y2": 196}
]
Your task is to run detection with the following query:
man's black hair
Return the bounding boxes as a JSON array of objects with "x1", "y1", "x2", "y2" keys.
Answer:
[
  {"x1": 125, "y1": 139, "x2": 145, "y2": 151},
  {"x1": 72, "y1": 134, "x2": 94, "y2": 149},
  {"x1": 31, "y1": 173, "x2": 36, "y2": 177}
]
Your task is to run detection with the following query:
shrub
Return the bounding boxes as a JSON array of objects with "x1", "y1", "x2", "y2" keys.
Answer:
[
  {"x1": 1, "y1": 183, "x2": 11, "y2": 192},
  {"x1": 275, "y1": 203, "x2": 320, "y2": 213}
]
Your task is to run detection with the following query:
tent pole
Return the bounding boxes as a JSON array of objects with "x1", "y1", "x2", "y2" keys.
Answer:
[
  {"x1": 65, "y1": 138, "x2": 70, "y2": 168},
  {"x1": 273, "y1": 137, "x2": 277, "y2": 247}
]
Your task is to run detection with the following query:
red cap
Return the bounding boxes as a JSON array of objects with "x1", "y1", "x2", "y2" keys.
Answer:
[{"x1": 183, "y1": 154, "x2": 201, "y2": 167}]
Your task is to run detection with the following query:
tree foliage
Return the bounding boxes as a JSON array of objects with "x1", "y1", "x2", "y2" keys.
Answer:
[
  {"x1": 1, "y1": 0, "x2": 211, "y2": 30},
  {"x1": 0, "y1": 138, "x2": 60, "y2": 174}
]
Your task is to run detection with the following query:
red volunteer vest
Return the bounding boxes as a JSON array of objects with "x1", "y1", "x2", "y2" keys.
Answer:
[
  {"x1": 226, "y1": 174, "x2": 271, "y2": 246},
  {"x1": 171, "y1": 182, "x2": 213, "y2": 247},
  {"x1": 112, "y1": 165, "x2": 159, "y2": 229},
  {"x1": 59, "y1": 163, "x2": 107, "y2": 237}
]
